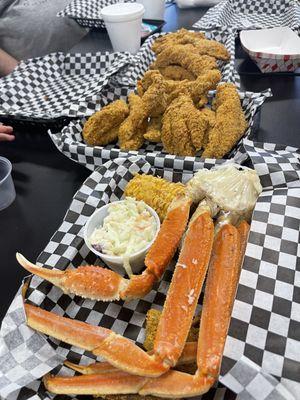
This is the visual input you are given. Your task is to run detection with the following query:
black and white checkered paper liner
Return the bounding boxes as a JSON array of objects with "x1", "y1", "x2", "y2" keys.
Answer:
[
  {"x1": 243, "y1": 139, "x2": 300, "y2": 190},
  {"x1": 0, "y1": 156, "x2": 234, "y2": 400},
  {"x1": 193, "y1": 0, "x2": 300, "y2": 31},
  {"x1": 57, "y1": 0, "x2": 169, "y2": 29},
  {"x1": 48, "y1": 89, "x2": 271, "y2": 172},
  {"x1": 0, "y1": 155, "x2": 300, "y2": 400},
  {"x1": 112, "y1": 28, "x2": 239, "y2": 87},
  {"x1": 0, "y1": 51, "x2": 132, "y2": 120}
]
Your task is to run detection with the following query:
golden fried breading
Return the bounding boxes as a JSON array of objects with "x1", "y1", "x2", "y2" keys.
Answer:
[
  {"x1": 83, "y1": 100, "x2": 129, "y2": 146},
  {"x1": 159, "y1": 65, "x2": 196, "y2": 81},
  {"x1": 137, "y1": 70, "x2": 162, "y2": 97},
  {"x1": 162, "y1": 94, "x2": 212, "y2": 156},
  {"x1": 151, "y1": 45, "x2": 217, "y2": 78},
  {"x1": 202, "y1": 83, "x2": 248, "y2": 159},
  {"x1": 144, "y1": 309, "x2": 200, "y2": 352},
  {"x1": 152, "y1": 30, "x2": 229, "y2": 61},
  {"x1": 124, "y1": 174, "x2": 186, "y2": 221},
  {"x1": 144, "y1": 116, "x2": 162, "y2": 143},
  {"x1": 152, "y1": 28, "x2": 206, "y2": 54},
  {"x1": 200, "y1": 108, "x2": 216, "y2": 149},
  {"x1": 118, "y1": 93, "x2": 147, "y2": 151},
  {"x1": 142, "y1": 74, "x2": 167, "y2": 118},
  {"x1": 138, "y1": 69, "x2": 220, "y2": 111},
  {"x1": 165, "y1": 69, "x2": 221, "y2": 108}
]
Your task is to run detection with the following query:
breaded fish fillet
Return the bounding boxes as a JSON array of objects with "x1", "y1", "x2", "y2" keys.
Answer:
[
  {"x1": 144, "y1": 116, "x2": 162, "y2": 143},
  {"x1": 162, "y1": 94, "x2": 212, "y2": 156},
  {"x1": 202, "y1": 83, "x2": 248, "y2": 159},
  {"x1": 118, "y1": 93, "x2": 147, "y2": 151},
  {"x1": 151, "y1": 45, "x2": 217, "y2": 78},
  {"x1": 82, "y1": 100, "x2": 129, "y2": 146},
  {"x1": 152, "y1": 28, "x2": 206, "y2": 54}
]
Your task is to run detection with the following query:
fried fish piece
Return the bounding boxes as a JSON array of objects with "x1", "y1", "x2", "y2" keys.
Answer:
[
  {"x1": 118, "y1": 93, "x2": 147, "y2": 151},
  {"x1": 144, "y1": 116, "x2": 162, "y2": 143},
  {"x1": 83, "y1": 100, "x2": 129, "y2": 146},
  {"x1": 141, "y1": 73, "x2": 167, "y2": 118},
  {"x1": 152, "y1": 28, "x2": 206, "y2": 54},
  {"x1": 159, "y1": 65, "x2": 196, "y2": 81},
  {"x1": 200, "y1": 108, "x2": 216, "y2": 149},
  {"x1": 161, "y1": 94, "x2": 215, "y2": 156},
  {"x1": 152, "y1": 29, "x2": 229, "y2": 61},
  {"x1": 202, "y1": 83, "x2": 248, "y2": 159},
  {"x1": 151, "y1": 45, "x2": 217, "y2": 78},
  {"x1": 165, "y1": 69, "x2": 221, "y2": 108},
  {"x1": 138, "y1": 69, "x2": 221, "y2": 110}
]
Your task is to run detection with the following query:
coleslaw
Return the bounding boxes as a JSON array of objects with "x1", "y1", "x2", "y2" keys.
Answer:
[{"x1": 89, "y1": 198, "x2": 157, "y2": 274}]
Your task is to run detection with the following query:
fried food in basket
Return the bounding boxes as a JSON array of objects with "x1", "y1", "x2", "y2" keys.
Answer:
[
  {"x1": 159, "y1": 65, "x2": 196, "y2": 81},
  {"x1": 141, "y1": 73, "x2": 167, "y2": 118},
  {"x1": 144, "y1": 116, "x2": 162, "y2": 143},
  {"x1": 151, "y1": 45, "x2": 217, "y2": 79},
  {"x1": 202, "y1": 83, "x2": 248, "y2": 159},
  {"x1": 118, "y1": 93, "x2": 148, "y2": 151},
  {"x1": 83, "y1": 100, "x2": 129, "y2": 146},
  {"x1": 138, "y1": 69, "x2": 221, "y2": 109},
  {"x1": 161, "y1": 94, "x2": 212, "y2": 157},
  {"x1": 144, "y1": 309, "x2": 199, "y2": 352},
  {"x1": 124, "y1": 174, "x2": 186, "y2": 221},
  {"x1": 152, "y1": 28, "x2": 206, "y2": 54}
]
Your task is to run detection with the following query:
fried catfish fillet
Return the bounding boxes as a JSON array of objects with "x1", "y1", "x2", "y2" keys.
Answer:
[
  {"x1": 202, "y1": 83, "x2": 248, "y2": 159},
  {"x1": 83, "y1": 100, "x2": 129, "y2": 146},
  {"x1": 118, "y1": 93, "x2": 148, "y2": 151}
]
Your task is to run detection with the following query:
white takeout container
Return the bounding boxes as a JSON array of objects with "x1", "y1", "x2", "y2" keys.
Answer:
[
  {"x1": 240, "y1": 27, "x2": 300, "y2": 73},
  {"x1": 101, "y1": 3, "x2": 145, "y2": 54},
  {"x1": 0, "y1": 156, "x2": 16, "y2": 211},
  {"x1": 84, "y1": 200, "x2": 160, "y2": 275},
  {"x1": 137, "y1": 0, "x2": 165, "y2": 20}
]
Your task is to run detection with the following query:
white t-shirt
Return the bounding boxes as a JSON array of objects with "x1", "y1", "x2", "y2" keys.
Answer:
[{"x1": 0, "y1": 0, "x2": 88, "y2": 60}]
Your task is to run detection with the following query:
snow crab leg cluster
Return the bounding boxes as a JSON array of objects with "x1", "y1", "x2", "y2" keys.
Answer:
[{"x1": 19, "y1": 164, "x2": 262, "y2": 398}]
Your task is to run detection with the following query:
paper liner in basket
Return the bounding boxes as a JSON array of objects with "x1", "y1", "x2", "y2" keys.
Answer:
[
  {"x1": 193, "y1": 0, "x2": 300, "y2": 31},
  {"x1": 0, "y1": 51, "x2": 132, "y2": 122},
  {"x1": 48, "y1": 88, "x2": 271, "y2": 172},
  {"x1": 0, "y1": 148, "x2": 299, "y2": 399}
]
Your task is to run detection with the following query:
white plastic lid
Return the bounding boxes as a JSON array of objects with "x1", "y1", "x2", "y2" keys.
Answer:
[{"x1": 101, "y1": 3, "x2": 145, "y2": 22}]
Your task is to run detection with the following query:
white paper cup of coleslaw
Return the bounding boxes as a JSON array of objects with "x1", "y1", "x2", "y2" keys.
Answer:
[{"x1": 84, "y1": 200, "x2": 160, "y2": 275}]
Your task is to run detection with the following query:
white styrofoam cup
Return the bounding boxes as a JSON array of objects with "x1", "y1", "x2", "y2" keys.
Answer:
[
  {"x1": 137, "y1": 0, "x2": 165, "y2": 20},
  {"x1": 101, "y1": 3, "x2": 145, "y2": 54}
]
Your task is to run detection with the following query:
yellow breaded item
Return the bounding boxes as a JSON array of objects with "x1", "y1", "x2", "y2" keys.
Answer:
[
  {"x1": 144, "y1": 309, "x2": 199, "y2": 352},
  {"x1": 83, "y1": 100, "x2": 129, "y2": 146},
  {"x1": 125, "y1": 175, "x2": 186, "y2": 221}
]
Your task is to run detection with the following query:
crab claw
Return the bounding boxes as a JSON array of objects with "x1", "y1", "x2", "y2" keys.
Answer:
[
  {"x1": 17, "y1": 253, "x2": 126, "y2": 302},
  {"x1": 17, "y1": 195, "x2": 192, "y2": 303}
]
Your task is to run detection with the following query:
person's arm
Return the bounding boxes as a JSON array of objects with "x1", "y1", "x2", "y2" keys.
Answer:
[
  {"x1": 0, "y1": 125, "x2": 15, "y2": 142},
  {"x1": 0, "y1": 49, "x2": 18, "y2": 77}
]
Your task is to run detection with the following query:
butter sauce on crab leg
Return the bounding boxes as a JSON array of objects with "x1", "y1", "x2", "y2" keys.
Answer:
[
  {"x1": 43, "y1": 222, "x2": 247, "y2": 398},
  {"x1": 18, "y1": 195, "x2": 192, "y2": 302}
]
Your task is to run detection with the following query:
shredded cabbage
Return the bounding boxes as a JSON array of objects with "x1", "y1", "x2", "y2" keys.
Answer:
[{"x1": 89, "y1": 197, "x2": 157, "y2": 274}]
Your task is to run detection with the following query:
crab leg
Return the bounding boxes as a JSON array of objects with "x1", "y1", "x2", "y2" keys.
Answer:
[
  {"x1": 18, "y1": 196, "x2": 191, "y2": 302},
  {"x1": 43, "y1": 222, "x2": 244, "y2": 398},
  {"x1": 25, "y1": 303, "x2": 168, "y2": 377},
  {"x1": 64, "y1": 341, "x2": 198, "y2": 375},
  {"x1": 25, "y1": 203, "x2": 212, "y2": 379},
  {"x1": 153, "y1": 208, "x2": 214, "y2": 367}
]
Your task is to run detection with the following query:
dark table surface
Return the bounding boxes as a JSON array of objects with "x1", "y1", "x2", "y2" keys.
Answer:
[{"x1": 1, "y1": 3, "x2": 300, "y2": 321}]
